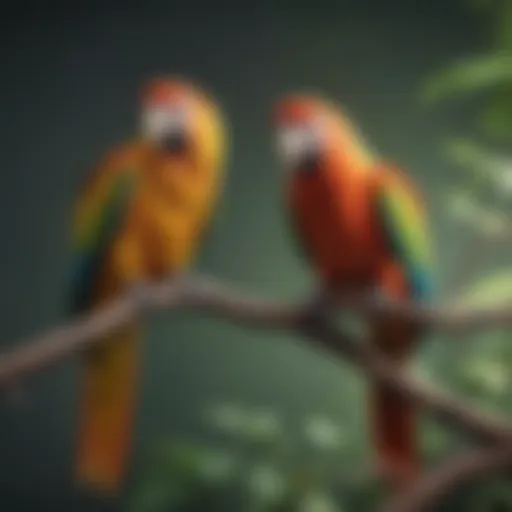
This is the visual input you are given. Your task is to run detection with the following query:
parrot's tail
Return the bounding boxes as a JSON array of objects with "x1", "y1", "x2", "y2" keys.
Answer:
[
  {"x1": 370, "y1": 324, "x2": 419, "y2": 492},
  {"x1": 75, "y1": 323, "x2": 140, "y2": 495},
  {"x1": 371, "y1": 380, "x2": 417, "y2": 491}
]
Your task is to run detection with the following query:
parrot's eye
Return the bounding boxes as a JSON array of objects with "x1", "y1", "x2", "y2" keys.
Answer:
[{"x1": 276, "y1": 123, "x2": 322, "y2": 169}]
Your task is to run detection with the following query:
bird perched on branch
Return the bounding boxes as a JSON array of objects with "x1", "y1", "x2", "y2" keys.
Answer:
[
  {"x1": 272, "y1": 93, "x2": 434, "y2": 491},
  {"x1": 68, "y1": 77, "x2": 228, "y2": 494}
]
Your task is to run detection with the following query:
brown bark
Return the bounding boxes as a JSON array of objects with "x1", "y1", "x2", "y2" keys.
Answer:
[{"x1": 1, "y1": 274, "x2": 511, "y2": 511}]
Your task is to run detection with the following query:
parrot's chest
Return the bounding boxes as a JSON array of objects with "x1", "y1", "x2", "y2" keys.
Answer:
[
  {"x1": 132, "y1": 187, "x2": 196, "y2": 276},
  {"x1": 291, "y1": 173, "x2": 381, "y2": 286}
]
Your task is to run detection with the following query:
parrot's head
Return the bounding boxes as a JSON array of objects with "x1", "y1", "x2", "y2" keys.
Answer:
[
  {"x1": 273, "y1": 94, "x2": 372, "y2": 172},
  {"x1": 140, "y1": 76, "x2": 226, "y2": 166}
]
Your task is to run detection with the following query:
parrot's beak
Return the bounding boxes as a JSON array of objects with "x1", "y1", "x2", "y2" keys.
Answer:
[
  {"x1": 141, "y1": 106, "x2": 189, "y2": 153},
  {"x1": 161, "y1": 127, "x2": 188, "y2": 153},
  {"x1": 276, "y1": 124, "x2": 321, "y2": 170}
]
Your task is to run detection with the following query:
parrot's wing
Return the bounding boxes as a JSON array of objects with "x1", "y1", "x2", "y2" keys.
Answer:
[
  {"x1": 374, "y1": 165, "x2": 434, "y2": 300},
  {"x1": 69, "y1": 153, "x2": 138, "y2": 314}
]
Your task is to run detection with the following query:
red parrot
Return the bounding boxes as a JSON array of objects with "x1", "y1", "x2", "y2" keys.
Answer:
[
  {"x1": 273, "y1": 94, "x2": 434, "y2": 491},
  {"x1": 68, "y1": 77, "x2": 228, "y2": 494}
]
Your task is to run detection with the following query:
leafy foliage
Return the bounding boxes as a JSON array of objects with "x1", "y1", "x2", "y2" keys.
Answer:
[
  {"x1": 130, "y1": 405, "x2": 361, "y2": 512},
  {"x1": 457, "y1": 269, "x2": 512, "y2": 307},
  {"x1": 420, "y1": 54, "x2": 512, "y2": 107},
  {"x1": 427, "y1": 1, "x2": 512, "y2": 298}
]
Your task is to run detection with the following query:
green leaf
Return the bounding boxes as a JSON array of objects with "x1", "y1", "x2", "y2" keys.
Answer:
[
  {"x1": 492, "y1": 0, "x2": 512, "y2": 52},
  {"x1": 445, "y1": 138, "x2": 504, "y2": 179},
  {"x1": 456, "y1": 268, "x2": 512, "y2": 307},
  {"x1": 244, "y1": 409, "x2": 283, "y2": 444},
  {"x1": 422, "y1": 420, "x2": 451, "y2": 457},
  {"x1": 476, "y1": 208, "x2": 509, "y2": 235},
  {"x1": 297, "y1": 490, "x2": 343, "y2": 512},
  {"x1": 156, "y1": 442, "x2": 205, "y2": 477},
  {"x1": 206, "y1": 403, "x2": 250, "y2": 437},
  {"x1": 302, "y1": 416, "x2": 346, "y2": 451},
  {"x1": 420, "y1": 54, "x2": 512, "y2": 104},
  {"x1": 128, "y1": 481, "x2": 180, "y2": 512},
  {"x1": 444, "y1": 139, "x2": 512, "y2": 204},
  {"x1": 196, "y1": 449, "x2": 238, "y2": 484},
  {"x1": 461, "y1": 357, "x2": 510, "y2": 395},
  {"x1": 246, "y1": 464, "x2": 287, "y2": 504},
  {"x1": 479, "y1": 88, "x2": 512, "y2": 138},
  {"x1": 445, "y1": 189, "x2": 481, "y2": 223},
  {"x1": 444, "y1": 188, "x2": 510, "y2": 236}
]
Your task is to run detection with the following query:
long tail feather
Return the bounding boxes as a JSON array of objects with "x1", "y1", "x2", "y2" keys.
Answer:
[
  {"x1": 371, "y1": 321, "x2": 419, "y2": 492},
  {"x1": 75, "y1": 324, "x2": 140, "y2": 495},
  {"x1": 371, "y1": 379, "x2": 418, "y2": 491}
]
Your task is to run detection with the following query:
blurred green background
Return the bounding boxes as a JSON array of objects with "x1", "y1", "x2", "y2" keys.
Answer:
[{"x1": 1, "y1": 1, "x2": 512, "y2": 510}]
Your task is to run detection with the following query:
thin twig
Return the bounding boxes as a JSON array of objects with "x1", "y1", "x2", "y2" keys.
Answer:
[
  {"x1": 3, "y1": 275, "x2": 512, "y2": 392},
  {"x1": 1, "y1": 275, "x2": 511, "y2": 443},
  {"x1": 381, "y1": 444, "x2": 512, "y2": 512},
  {"x1": 303, "y1": 320, "x2": 512, "y2": 444},
  {"x1": 0, "y1": 276, "x2": 302, "y2": 388},
  {"x1": 332, "y1": 292, "x2": 512, "y2": 333},
  {"x1": 1, "y1": 274, "x2": 512, "y2": 511}
]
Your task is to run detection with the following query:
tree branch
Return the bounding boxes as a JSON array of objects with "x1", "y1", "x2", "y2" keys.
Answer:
[
  {"x1": 0, "y1": 276, "x2": 303, "y2": 388},
  {"x1": 381, "y1": 444, "x2": 512, "y2": 512},
  {"x1": 1, "y1": 275, "x2": 512, "y2": 441},
  {"x1": 331, "y1": 292, "x2": 512, "y2": 333},
  {"x1": 1, "y1": 274, "x2": 512, "y2": 510},
  {"x1": 303, "y1": 320, "x2": 512, "y2": 444}
]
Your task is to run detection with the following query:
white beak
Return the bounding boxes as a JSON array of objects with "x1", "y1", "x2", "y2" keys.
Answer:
[
  {"x1": 142, "y1": 107, "x2": 187, "y2": 141},
  {"x1": 276, "y1": 125, "x2": 320, "y2": 168}
]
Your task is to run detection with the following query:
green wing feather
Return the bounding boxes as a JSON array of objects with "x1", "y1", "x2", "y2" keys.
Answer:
[
  {"x1": 68, "y1": 165, "x2": 137, "y2": 314},
  {"x1": 376, "y1": 175, "x2": 434, "y2": 300}
]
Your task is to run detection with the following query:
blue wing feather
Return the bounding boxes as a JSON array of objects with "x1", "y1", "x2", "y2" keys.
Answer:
[{"x1": 68, "y1": 168, "x2": 137, "y2": 314}]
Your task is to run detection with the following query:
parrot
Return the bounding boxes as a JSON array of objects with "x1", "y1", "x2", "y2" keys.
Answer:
[
  {"x1": 68, "y1": 76, "x2": 228, "y2": 495},
  {"x1": 272, "y1": 93, "x2": 434, "y2": 491}
]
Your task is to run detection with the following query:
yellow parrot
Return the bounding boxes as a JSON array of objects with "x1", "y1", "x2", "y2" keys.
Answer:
[{"x1": 68, "y1": 77, "x2": 228, "y2": 494}]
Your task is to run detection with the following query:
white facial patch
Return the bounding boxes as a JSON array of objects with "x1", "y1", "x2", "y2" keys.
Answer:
[
  {"x1": 276, "y1": 123, "x2": 322, "y2": 168},
  {"x1": 141, "y1": 106, "x2": 187, "y2": 141}
]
